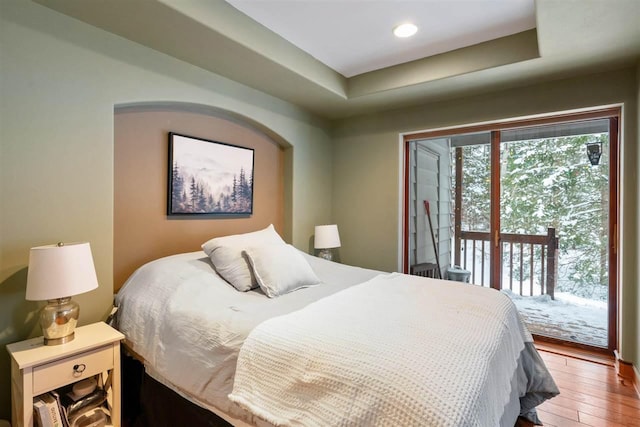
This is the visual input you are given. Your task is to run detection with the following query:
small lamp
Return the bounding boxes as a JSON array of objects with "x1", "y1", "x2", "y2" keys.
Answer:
[
  {"x1": 586, "y1": 142, "x2": 602, "y2": 166},
  {"x1": 314, "y1": 225, "x2": 341, "y2": 261},
  {"x1": 26, "y1": 242, "x2": 99, "y2": 345}
]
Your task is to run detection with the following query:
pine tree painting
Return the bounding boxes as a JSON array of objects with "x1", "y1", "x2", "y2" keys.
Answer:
[{"x1": 168, "y1": 133, "x2": 254, "y2": 215}]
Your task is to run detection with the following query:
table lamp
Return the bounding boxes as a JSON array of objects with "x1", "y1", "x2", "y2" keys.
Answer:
[
  {"x1": 314, "y1": 224, "x2": 341, "y2": 261},
  {"x1": 26, "y1": 242, "x2": 99, "y2": 345}
]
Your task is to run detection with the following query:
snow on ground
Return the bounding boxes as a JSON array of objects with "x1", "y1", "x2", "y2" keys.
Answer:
[
  {"x1": 458, "y1": 251, "x2": 609, "y2": 347},
  {"x1": 500, "y1": 288, "x2": 608, "y2": 347}
]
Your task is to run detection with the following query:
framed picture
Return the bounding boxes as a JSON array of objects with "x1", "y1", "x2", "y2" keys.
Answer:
[{"x1": 168, "y1": 133, "x2": 254, "y2": 215}]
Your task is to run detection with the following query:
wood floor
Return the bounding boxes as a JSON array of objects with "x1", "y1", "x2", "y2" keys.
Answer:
[{"x1": 534, "y1": 346, "x2": 640, "y2": 426}]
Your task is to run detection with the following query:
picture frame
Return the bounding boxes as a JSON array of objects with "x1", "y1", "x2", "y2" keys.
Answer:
[{"x1": 168, "y1": 132, "x2": 254, "y2": 216}]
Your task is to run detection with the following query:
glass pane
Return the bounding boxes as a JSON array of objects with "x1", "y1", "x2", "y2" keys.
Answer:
[
  {"x1": 459, "y1": 143, "x2": 491, "y2": 232},
  {"x1": 451, "y1": 132, "x2": 492, "y2": 286},
  {"x1": 499, "y1": 120, "x2": 609, "y2": 348}
]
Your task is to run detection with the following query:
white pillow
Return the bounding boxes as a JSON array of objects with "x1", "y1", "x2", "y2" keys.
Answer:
[
  {"x1": 201, "y1": 224, "x2": 285, "y2": 291},
  {"x1": 244, "y1": 244, "x2": 321, "y2": 298}
]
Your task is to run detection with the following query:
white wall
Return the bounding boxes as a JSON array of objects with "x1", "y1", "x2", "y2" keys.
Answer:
[{"x1": 0, "y1": 1, "x2": 333, "y2": 418}]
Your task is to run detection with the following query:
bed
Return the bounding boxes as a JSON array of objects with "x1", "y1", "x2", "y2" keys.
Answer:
[{"x1": 113, "y1": 226, "x2": 559, "y2": 427}]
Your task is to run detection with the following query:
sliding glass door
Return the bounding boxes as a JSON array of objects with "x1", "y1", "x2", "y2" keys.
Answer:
[
  {"x1": 498, "y1": 119, "x2": 615, "y2": 348},
  {"x1": 404, "y1": 109, "x2": 619, "y2": 351}
]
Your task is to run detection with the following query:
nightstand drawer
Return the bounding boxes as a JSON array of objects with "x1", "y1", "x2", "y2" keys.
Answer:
[{"x1": 32, "y1": 344, "x2": 114, "y2": 395}]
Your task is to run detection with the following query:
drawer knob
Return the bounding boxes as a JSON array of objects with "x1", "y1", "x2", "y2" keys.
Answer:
[{"x1": 73, "y1": 363, "x2": 86, "y2": 376}]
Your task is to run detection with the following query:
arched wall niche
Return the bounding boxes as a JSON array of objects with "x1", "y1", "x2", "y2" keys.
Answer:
[{"x1": 113, "y1": 101, "x2": 291, "y2": 290}]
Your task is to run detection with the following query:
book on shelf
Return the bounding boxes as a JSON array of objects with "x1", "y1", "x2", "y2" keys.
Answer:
[
  {"x1": 50, "y1": 390, "x2": 70, "y2": 427},
  {"x1": 33, "y1": 393, "x2": 64, "y2": 427},
  {"x1": 33, "y1": 396, "x2": 50, "y2": 427}
]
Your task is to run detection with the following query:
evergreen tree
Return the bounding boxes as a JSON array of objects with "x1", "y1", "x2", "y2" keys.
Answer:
[
  {"x1": 459, "y1": 145, "x2": 491, "y2": 231},
  {"x1": 239, "y1": 168, "x2": 247, "y2": 200},
  {"x1": 171, "y1": 162, "x2": 184, "y2": 211},
  {"x1": 231, "y1": 176, "x2": 237, "y2": 204},
  {"x1": 189, "y1": 177, "x2": 198, "y2": 210},
  {"x1": 197, "y1": 184, "x2": 207, "y2": 212}
]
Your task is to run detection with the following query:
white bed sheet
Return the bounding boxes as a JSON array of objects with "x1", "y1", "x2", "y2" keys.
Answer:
[{"x1": 115, "y1": 251, "x2": 380, "y2": 416}]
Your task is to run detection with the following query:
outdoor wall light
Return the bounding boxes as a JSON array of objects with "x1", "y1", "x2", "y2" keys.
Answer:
[{"x1": 586, "y1": 142, "x2": 602, "y2": 166}]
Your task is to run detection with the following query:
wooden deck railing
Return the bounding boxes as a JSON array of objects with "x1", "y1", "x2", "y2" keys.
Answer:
[{"x1": 456, "y1": 228, "x2": 559, "y2": 299}]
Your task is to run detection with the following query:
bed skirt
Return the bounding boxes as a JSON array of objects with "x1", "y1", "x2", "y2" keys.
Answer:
[{"x1": 121, "y1": 350, "x2": 232, "y2": 427}]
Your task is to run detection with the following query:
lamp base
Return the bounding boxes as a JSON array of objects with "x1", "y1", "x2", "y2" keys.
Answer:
[
  {"x1": 44, "y1": 332, "x2": 75, "y2": 346},
  {"x1": 317, "y1": 249, "x2": 333, "y2": 261},
  {"x1": 40, "y1": 297, "x2": 79, "y2": 346}
]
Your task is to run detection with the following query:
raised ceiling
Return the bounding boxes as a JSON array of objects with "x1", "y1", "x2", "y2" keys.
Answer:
[
  {"x1": 34, "y1": 0, "x2": 640, "y2": 119},
  {"x1": 225, "y1": 0, "x2": 536, "y2": 77}
]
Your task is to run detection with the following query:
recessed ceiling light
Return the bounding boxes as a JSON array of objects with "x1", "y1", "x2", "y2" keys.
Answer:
[{"x1": 393, "y1": 23, "x2": 418, "y2": 38}]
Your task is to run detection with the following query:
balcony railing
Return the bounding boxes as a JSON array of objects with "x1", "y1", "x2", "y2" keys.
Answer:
[{"x1": 456, "y1": 227, "x2": 559, "y2": 299}]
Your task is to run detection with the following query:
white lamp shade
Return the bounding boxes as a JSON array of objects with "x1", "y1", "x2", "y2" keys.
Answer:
[
  {"x1": 26, "y1": 242, "x2": 99, "y2": 301},
  {"x1": 314, "y1": 225, "x2": 341, "y2": 249}
]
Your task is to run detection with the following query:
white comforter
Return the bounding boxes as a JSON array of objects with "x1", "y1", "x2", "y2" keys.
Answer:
[
  {"x1": 229, "y1": 273, "x2": 528, "y2": 427},
  {"x1": 115, "y1": 251, "x2": 381, "y2": 417}
]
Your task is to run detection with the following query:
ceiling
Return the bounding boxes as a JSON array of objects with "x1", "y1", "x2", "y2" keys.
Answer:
[
  {"x1": 225, "y1": 0, "x2": 536, "y2": 77},
  {"x1": 34, "y1": 0, "x2": 640, "y2": 120}
]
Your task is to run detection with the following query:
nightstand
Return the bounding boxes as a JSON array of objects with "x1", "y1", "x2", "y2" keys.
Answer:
[{"x1": 7, "y1": 322, "x2": 124, "y2": 427}]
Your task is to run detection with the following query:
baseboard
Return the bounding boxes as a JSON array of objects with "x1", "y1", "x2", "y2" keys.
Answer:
[
  {"x1": 534, "y1": 340, "x2": 614, "y2": 366},
  {"x1": 614, "y1": 350, "x2": 640, "y2": 398}
]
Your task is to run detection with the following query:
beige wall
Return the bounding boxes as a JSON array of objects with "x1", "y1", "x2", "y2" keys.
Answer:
[
  {"x1": 331, "y1": 68, "x2": 639, "y2": 365},
  {"x1": 0, "y1": 1, "x2": 332, "y2": 419},
  {"x1": 114, "y1": 109, "x2": 285, "y2": 290}
]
